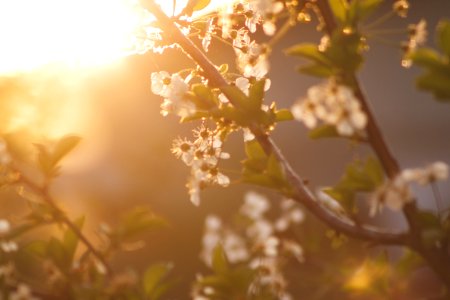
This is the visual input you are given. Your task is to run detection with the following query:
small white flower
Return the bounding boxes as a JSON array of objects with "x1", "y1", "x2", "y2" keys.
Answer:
[
  {"x1": 263, "y1": 236, "x2": 279, "y2": 257},
  {"x1": 282, "y1": 240, "x2": 304, "y2": 262},
  {"x1": 370, "y1": 176, "x2": 412, "y2": 216},
  {"x1": 240, "y1": 191, "x2": 270, "y2": 220},
  {"x1": 10, "y1": 283, "x2": 38, "y2": 300},
  {"x1": 223, "y1": 232, "x2": 249, "y2": 263},
  {"x1": 247, "y1": 219, "x2": 273, "y2": 241},
  {"x1": 0, "y1": 219, "x2": 11, "y2": 235},
  {"x1": 205, "y1": 215, "x2": 222, "y2": 232},
  {"x1": 401, "y1": 161, "x2": 448, "y2": 185},
  {"x1": 292, "y1": 80, "x2": 367, "y2": 136},
  {"x1": 1, "y1": 241, "x2": 18, "y2": 253}
]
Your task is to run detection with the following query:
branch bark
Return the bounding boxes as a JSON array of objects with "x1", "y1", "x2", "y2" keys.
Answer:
[
  {"x1": 146, "y1": 0, "x2": 409, "y2": 246},
  {"x1": 314, "y1": 0, "x2": 450, "y2": 288}
]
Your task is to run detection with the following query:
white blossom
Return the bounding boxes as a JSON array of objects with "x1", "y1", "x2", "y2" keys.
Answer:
[
  {"x1": 401, "y1": 161, "x2": 448, "y2": 185},
  {"x1": 263, "y1": 236, "x2": 279, "y2": 257},
  {"x1": 150, "y1": 71, "x2": 194, "y2": 117},
  {"x1": 10, "y1": 284, "x2": 38, "y2": 300},
  {"x1": 275, "y1": 199, "x2": 304, "y2": 231},
  {"x1": 240, "y1": 191, "x2": 270, "y2": 220},
  {"x1": 1, "y1": 241, "x2": 18, "y2": 253},
  {"x1": 223, "y1": 232, "x2": 249, "y2": 263},
  {"x1": 370, "y1": 176, "x2": 412, "y2": 216},
  {"x1": 0, "y1": 219, "x2": 11, "y2": 235},
  {"x1": 173, "y1": 126, "x2": 230, "y2": 206},
  {"x1": 247, "y1": 219, "x2": 273, "y2": 241},
  {"x1": 292, "y1": 80, "x2": 367, "y2": 136}
]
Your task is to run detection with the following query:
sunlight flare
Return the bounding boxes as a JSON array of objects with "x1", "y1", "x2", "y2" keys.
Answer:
[{"x1": 0, "y1": 0, "x2": 233, "y2": 74}]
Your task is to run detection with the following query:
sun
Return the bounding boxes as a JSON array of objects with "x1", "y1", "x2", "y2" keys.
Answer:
[{"x1": 0, "y1": 0, "x2": 233, "y2": 75}]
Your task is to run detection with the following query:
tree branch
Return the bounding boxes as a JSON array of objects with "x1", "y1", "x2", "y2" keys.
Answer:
[
  {"x1": 314, "y1": 0, "x2": 450, "y2": 288},
  {"x1": 146, "y1": 1, "x2": 409, "y2": 246},
  {"x1": 15, "y1": 168, "x2": 113, "y2": 276}
]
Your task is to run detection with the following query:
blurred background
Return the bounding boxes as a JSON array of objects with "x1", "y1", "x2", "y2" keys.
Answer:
[{"x1": 0, "y1": 0, "x2": 449, "y2": 298}]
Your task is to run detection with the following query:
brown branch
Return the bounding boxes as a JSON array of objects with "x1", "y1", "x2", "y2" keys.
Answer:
[
  {"x1": 314, "y1": 0, "x2": 450, "y2": 288},
  {"x1": 15, "y1": 169, "x2": 113, "y2": 276},
  {"x1": 146, "y1": 1, "x2": 409, "y2": 246}
]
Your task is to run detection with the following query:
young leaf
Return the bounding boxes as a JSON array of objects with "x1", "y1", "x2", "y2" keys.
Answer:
[
  {"x1": 52, "y1": 135, "x2": 81, "y2": 166},
  {"x1": 328, "y1": 0, "x2": 347, "y2": 23},
  {"x1": 191, "y1": 84, "x2": 217, "y2": 109},
  {"x1": 143, "y1": 262, "x2": 174, "y2": 299},
  {"x1": 285, "y1": 43, "x2": 332, "y2": 66},
  {"x1": 438, "y1": 20, "x2": 450, "y2": 57},
  {"x1": 244, "y1": 140, "x2": 267, "y2": 161},
  {"x1": 275, "y1": 109, "x2": 294, "y2": 122},
  {"x1": 349, "y1": 0, "x2": 383, "y2": 24},
  {"x1": 63, "y1": 216, "x2": 85, "y2": 262},
  {"x1": 248, "y1": 79, "x2": 266, "y2": 112},
  {"x1": 212, "y1": 244, "x2": 229, "y2": 274},
  {"x1": 308, "y1": 125, "x2": 339, "y2": 139},
  {"x1": 298, "y1": 64, "x2": 334, "y2": 78}
]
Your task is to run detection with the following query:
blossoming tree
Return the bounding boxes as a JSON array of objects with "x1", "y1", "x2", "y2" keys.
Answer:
[{"x1": 0, "y1": 0, "x2": 450, "y2": 299}]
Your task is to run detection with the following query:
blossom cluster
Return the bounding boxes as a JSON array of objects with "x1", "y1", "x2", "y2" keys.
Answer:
[
  {"x1": 401, "y1": 19, "x2": 427, "y2": 68},
  {"x1": 291, "y1": 79, "x2": 368, "y2": 137},
  {"x1": 151, "y1": 71, "x2": 193, "y2": 118},
  {"x1": 199, "y1": 0, "x2": 286, "y2": 78},
  {"x1": 195, "y1": 192, "x2": 304, "y2": 299},
  {"x1": 370, "y1": 161, "x2": 448, "y2": 215},
  {"x1": 171, "y1": 125, "x2": 230, "y2": 206}
]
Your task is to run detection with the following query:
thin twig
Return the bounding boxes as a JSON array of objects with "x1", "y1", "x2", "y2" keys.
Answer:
[{"x1": 15, "y1": 168, "x2": 113, "y2": 276}]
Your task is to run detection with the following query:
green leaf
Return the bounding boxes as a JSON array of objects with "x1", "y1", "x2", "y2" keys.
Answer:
[
  {"x1": 308, "y1": 125, "x2": 339, "y2": 139},
  {"x1": 143, "y1": 262, "x2": 174, "y2": 299},
  {"x1": 248, "y1": 79, "x2": 266, "y2": 112},
  {"x1": 408, "y1": 48, "x2": 445, "y2": 70},
  {"x1": 34, "y1": 135, "x2": 81, "y2": 178},
  {"x1": 324, "y1": 30, "x2": 364, "y2": 72},
  {"x1": 364, "y1": 156, "x2": 384, "y2": 187},
  {"x1": 63, "y1": 216, "x2": 85, "y2": 263},
  {"x1": 285, "y1": 43, "x2": 332, "y2": 66},
  {"x1": 349, "y1": 0, "x2": 383, "y2": 23},
  {"x1": 47, "y1": 237, "x2": 69, "y2": 272},
  {"x1": 119, "y1": 207, "x2": 167, "y2": 241},
  {"x1": 244, "y1": 140, "x2": 267, "y2": 161},
  {"x1": 52, "y1": 135, "x2": 81, "y2": 166},
  {"x1": 438, "y1": 20, "x2": 450, "y2": 57},
  {"x1": 191, "y1": 84, "x2": 217, "y2": 109},
  {"x1": 328, "y1": 0, "x2": 347, "y2": 23},
  {"x1": 275, "y1": 109, "x2": 293, "y2": 122},
  {"x1": 298, "y1": 64, "x2": 334, "y2": 78},
  {"x1": 212, "y1": 244, "x2": 229, "y2": 274},
  {"x1": 266, "y1": 154, "x2": 285, "y2": 184},
  {"x1": 219, "y1": 85, "x2": 249, "y2": 109},
  {"x1": 416, "y1": 71, "x2": 450, "y2": 100},
  {"x1": 25, "y1": 240, "x2": 48, "y2": 257}
]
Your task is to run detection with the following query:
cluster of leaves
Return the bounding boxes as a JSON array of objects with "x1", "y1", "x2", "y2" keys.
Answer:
[{"x1": 0, "y1": 136, "x2": 175, "y2": 299}]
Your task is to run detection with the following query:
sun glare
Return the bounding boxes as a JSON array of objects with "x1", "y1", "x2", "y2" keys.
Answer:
[{"x1": 0, "y1": 0, "x2": 233, "y2": 74}]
